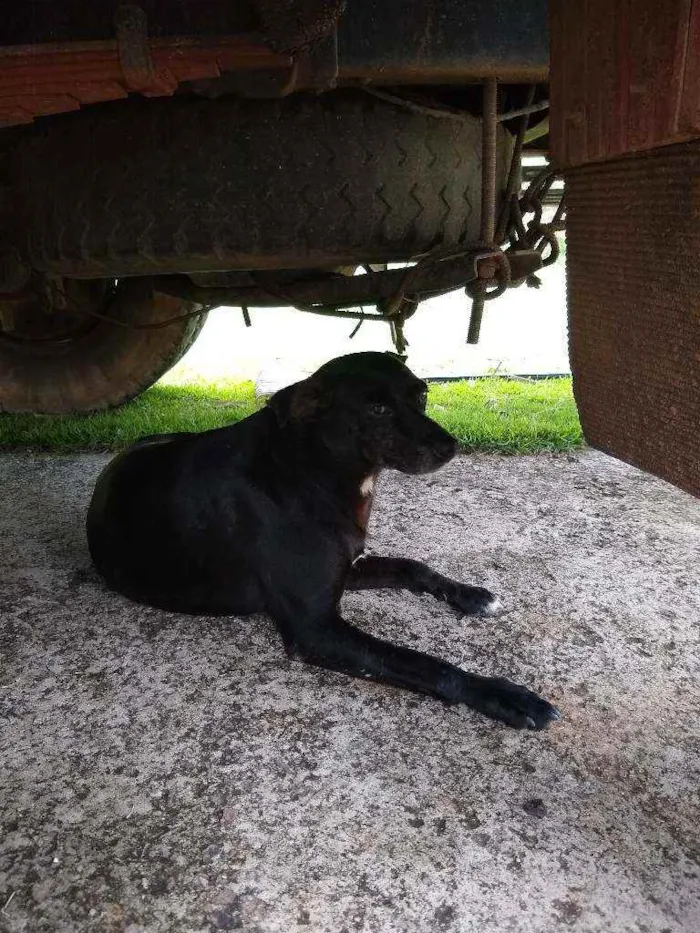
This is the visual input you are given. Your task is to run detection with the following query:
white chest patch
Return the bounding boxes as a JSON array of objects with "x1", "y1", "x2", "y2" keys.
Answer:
[{"x1": 360, "y1": 475, "x2": 375, "y2": 497}]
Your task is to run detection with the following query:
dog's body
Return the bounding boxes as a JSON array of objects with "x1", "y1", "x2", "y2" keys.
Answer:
[{"x1": 87, "y1": 352, "x2": 559, "y2": 729}]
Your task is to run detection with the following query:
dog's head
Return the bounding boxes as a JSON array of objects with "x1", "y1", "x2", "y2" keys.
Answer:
[{"x1": 267, "y1": 352, "x2": 457, "y2": 474}]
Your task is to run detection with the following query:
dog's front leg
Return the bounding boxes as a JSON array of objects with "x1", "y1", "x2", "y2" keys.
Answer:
[
  {"x1": 347, "y1": 556, "x2": 501, "y2": 616},
  {"x1": 274, "y1": 608, "x2": 559, "y2": 729}
]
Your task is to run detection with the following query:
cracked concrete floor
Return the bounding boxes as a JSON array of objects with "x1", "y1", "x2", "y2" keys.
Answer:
[{"x1": 1, "y1": 450, "x2": 700, "y2": 933}]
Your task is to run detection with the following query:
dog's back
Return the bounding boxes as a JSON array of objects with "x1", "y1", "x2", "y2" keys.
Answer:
[{"x1": 87, "y1": 412, "x2": 274, "y2": 614}]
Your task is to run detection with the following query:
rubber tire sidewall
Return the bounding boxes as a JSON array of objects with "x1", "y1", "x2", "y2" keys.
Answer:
[{"x1": 0, "y1": 281, "x2": 206, "y2": 413}]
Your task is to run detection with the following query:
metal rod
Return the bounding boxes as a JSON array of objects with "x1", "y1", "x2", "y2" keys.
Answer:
[
  {"x1": 469, "y1": 77, "x2": 498, "y2": 345},
  {"x1": 467, "y1": 293, "x2": 485, "y2": 344},
  {"x1": 349, "y1": 318, "x2": 363, "y2": 338},
  {"x1": 150, "y1": 251, "x2": 492, "y2": 310},
  {"x1": 480, "y1": 77, "x2": 498, "y2": 247},
  {"x1": 362, "y1": 87, "x2": 471, "y2": 123},
  {"x1": 496, "y1": 85, "x2": 536, "y2": 243},
  {"x1": 497, "y1": 100, "x2": 549, "y2": 122}
]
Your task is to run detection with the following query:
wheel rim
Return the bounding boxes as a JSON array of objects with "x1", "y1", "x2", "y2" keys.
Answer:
[{"x1": 0, "y1": 278, "x2": 109, "y2": 349}]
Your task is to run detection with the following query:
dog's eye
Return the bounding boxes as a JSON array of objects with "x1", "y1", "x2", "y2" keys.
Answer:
[
  {"x1": 417, "y1": 390, "x2": 428, "y2": 409},
  {"x1": 369, "y1": 402, "x2": 390, "y2": 416}
]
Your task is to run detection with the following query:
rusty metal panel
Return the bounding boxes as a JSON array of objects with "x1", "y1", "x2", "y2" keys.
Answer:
[
  {"x1": 339, "y1": 0, "x2": 548, "y2": 83},
  {"x1": 566, "y1": 142, "x2": 700, "y2": 498},
  {"x1": 551, "y1": 0, "x2": 700, "y2": 167},
  {"x1": 4, "y1": 2, "x2": 549, "y2": 84},
  {"x1": 679, "y1": 0, "x2": 700, "y2": 131},
  {"x1": 1, "y1": 2, "x2": 258, "y2": 44},
  {"x1": 0, "y1": 38, "x2": 290, "y2": 127},
  {"x1": 0, "y1": 0, "x2": 550, "y2": 128}
]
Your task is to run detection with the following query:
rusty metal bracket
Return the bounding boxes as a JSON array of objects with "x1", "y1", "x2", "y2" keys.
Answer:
[
  {"x1": 4, "y1": 248, "x2": 543, "y2": 351},
  {"x1": 114, "y1": 4, "x2": 178, "y2": 96},
  {"x1": 296, "y1": 31, "x2": 339, "y2": 90},
  {"x1": 145, "y1": 247, "x2": 541, "y2": 353},
  {"x1": 152, "y1": 249, "x2": 541, "y2": 310}
]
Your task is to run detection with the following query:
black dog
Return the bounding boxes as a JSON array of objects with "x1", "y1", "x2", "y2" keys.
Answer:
[{"x1": 87, "y1": 352, "x2": 560, "y2": 729}]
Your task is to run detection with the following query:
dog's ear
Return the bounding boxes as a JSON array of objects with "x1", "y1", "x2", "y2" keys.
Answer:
[{"x1": 267, "y1": 377, "x2": 326, "y2": 426}]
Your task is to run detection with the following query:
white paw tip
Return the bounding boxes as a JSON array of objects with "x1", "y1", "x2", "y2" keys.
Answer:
[{"x1": 483, "y1": 596, "x2": 503, "y2": 616}]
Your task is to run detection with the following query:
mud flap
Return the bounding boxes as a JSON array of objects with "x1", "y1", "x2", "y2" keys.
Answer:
[{"x1": 565, "y1": 143, "x2": 700, "y2": 498}]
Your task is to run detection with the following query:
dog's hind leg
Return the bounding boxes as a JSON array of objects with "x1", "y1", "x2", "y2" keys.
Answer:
[
  {"x1": 346, "y1": 556, "x2": 502, "y2": 617},
  {"x1": 276, "y1": 608, "x2": 558, "y2": 729}
]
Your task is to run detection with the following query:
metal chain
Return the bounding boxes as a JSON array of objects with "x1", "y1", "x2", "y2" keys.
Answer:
[{"x1": 508, "y1": 168, "x2": 566, "y2": 268}]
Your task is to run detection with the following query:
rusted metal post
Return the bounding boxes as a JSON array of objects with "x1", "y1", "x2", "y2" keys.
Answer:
[
  {"x1": 467, "y1": 77, "x2": 498, "y2": 344},
  {"x1": 480, "y1": 77, "x2": 498, "y2": 247},
  {"x1": 496, "y1": 84, "x2": 536, "y2": 243}
]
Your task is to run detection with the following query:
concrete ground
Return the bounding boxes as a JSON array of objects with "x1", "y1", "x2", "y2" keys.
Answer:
[{"x1": 1, "y1": 450, "x2": 700, "y2": 933}]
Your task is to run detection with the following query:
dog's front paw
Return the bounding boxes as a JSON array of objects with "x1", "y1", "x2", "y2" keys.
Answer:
[
  {"x1": 470, "y1": 676, "x2": 561, "y2": 729},
  {"x1": 450, "y1": 585, "x2": 503, "y2": 617}
]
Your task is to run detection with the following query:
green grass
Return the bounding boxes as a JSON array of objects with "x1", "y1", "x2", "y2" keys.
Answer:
[
  {"x1": 0, "y1": 376, "x2": 583, "y2": 454},
  {"x1": 428, "y1": 378, "x2": 582, "y2": 453},
  {"x1": 0, "y1": 380, "x2": 260, "y2": 452}
]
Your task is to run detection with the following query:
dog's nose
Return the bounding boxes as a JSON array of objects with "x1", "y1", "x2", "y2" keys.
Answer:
[{"x1": 434, "y1": 434, "x2": 458, "y2": 461}]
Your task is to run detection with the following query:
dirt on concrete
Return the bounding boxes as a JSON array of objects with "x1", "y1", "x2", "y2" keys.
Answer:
[{"x1": 1, "y1": 449, "x2": 699, "y2": 933}]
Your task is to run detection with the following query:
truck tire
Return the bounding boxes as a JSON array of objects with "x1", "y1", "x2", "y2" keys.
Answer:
[
  {"x1": 11, "y1": 90, "x2": 513, "y2": 278},
  {"x1": 0, "y1": 279, "x2": 206, "y2": 413}
]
